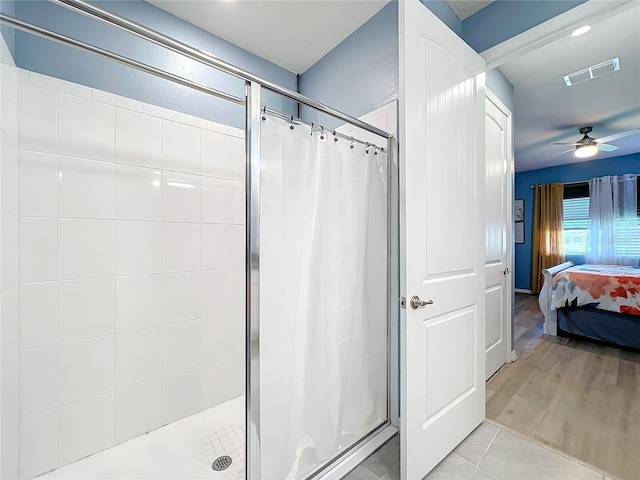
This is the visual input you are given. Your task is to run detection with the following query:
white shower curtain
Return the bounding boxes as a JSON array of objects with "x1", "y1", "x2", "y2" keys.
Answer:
[
  {"x1": 259, "y1": 114, "x2": 388, "y2": 480},
  {"x1": 586, "y1": 174, "x2": 638, "y2": 266}
]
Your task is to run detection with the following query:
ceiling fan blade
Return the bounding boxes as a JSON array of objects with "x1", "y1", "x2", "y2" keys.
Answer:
[
  {"x1": 596, "y1": 128, "x2": 640, "y2": 144},
  {"x1": 551, "y1": 142, "x2": 580, "y2": 146},
  {"x1": 543, "y1": 148, "x2": 575, "y2": 160},
  {"x1": 598, "y1": 143, "x2": 619, "y2": 152}
]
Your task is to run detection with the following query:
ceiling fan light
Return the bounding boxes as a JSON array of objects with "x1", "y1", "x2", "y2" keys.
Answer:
[
  {"x1": 575, "y1": 143, "x2": 598, "y2": 158},
  {"x1": 571, "y1": 25, "x2": 591, "y2": 37}
]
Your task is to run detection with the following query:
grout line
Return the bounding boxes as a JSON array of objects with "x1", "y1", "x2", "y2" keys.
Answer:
[
  {"x1": 453, "y1": 453, "x2": 501, "y2": 480},
  {"x1": 475, "y1": 425, "x2": 500, "y2": 467},
  {"x1": 484, "y1": 420, "x2": 619, "y2": 479}
]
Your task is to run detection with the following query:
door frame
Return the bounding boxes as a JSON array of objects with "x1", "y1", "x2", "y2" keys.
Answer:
[{"x1": 485, "y1": 88, "x2": 516, "y2": 365}]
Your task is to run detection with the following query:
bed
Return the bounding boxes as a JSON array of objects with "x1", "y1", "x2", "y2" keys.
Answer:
[{"x1": 538, "y1": 262, "x2": 640, "y2": 350}]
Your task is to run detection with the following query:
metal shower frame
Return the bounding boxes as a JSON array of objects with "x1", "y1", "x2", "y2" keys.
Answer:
[{"x1": 0, "y1": 1, "x2": 398, "y2": 477}]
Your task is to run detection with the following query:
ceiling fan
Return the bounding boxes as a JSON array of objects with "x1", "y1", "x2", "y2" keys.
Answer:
[{"x1": 545, "y1": 126, "x2": 640, "y2": 159}]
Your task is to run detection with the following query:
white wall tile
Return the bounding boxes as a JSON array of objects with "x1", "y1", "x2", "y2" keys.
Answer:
[
  {"x1": 234, "y1": 181, "x2": 245, "y2": 225},
  {"x1": 162, "y1": 171, "x2": 202, "y2": 223},
  {"x1": 184, "y1": 114, "x2": 220, "y2": 132},
  {"x1": 115, "y1": 327, "x2": 161, "y2": 388},
  {"x1": 115, "y1": 221, "x2": 162, "y2": 276},
  {"x1": 219, "y1": 124, "x2": 243, "y2": 138},
  {"x1": 162, "y1": 222, "x2": 201, "y2": 273},
  {"x1": 162, "y1": 272, "x2": 202, "y2": 324},
  {"x1": 29, "y1": 71, "x2": 91, "y2": 98},
  {"x1": 18, "y1": 150, "x2": 57, "y2": 217},
  {"x1": 142, "y1": 103, "x2": 184, "y2": 123},
  {"x1": 19, "y1": 217, "x2": 57, "y2": 283},
  {"x1": 162, "y1": 319, "x2": 201, "y2": 376},
  {"x1": 59, "y1": 219, "x2": 115, "y2": 280},
  {"x1": 201, "y1": 313, "x2": 237, "y2": 364},
  {"x1": 20, "y1": 282, "x2": 57, "y2": 350},
  {"x1": 58, "y1": 336, "x2": 115, "y2": 405},
  {"x1": 115, "y1": 275, "x2": 162, "y2": 333},
  {"x1": 202, "y1": 269, "x2": 234, "y2": 318},
  {"x1": 233, "y1": 267, "x2": 245, "y2": 313},
  {"x1": 115, "y1": 164, "x2": 162, "y2": 221},
  {"x1": 162, "y1": 120, "x2": 201, "y2": 174},
  {"x1": 201, "y1": 177, "x2": 234, "y2": 224},
  {"x1": 161, "y1": 367, "x2": 201, "y2": 424},
  {"x1": 201, "y1": 354, "x2": 244, "y2": 410},
  {"x1": 58, "y1": 278, "x2": 115, "y2": 343},
  {"x1": 58, "y1": 392, "x2": 115, "y2": 467},
  {"x1": 115, "y1": 109, "x2": 161, "y2": 168},
  {"x1": 20, "y1": 346, "x2": 57, "y2": 416},
  {"x1": 201, "y1": 130, "x2": 234, "y2": 179},
  {"x1": 1, "y1": 64, "x2": 18, "y2": 141},
  {"x1": 92, "y1": 90, "x2": 142, "y2": 112},
  {"x1": 115, "y1": 379, "x2": 161, "y2": 443},
  {"x1": 1, "y1": 286, "x2": 19, "y2": 372},
  {"x1": 233, "y1": 225, "x2": 245, "y2": 268},
  {"x1": 58, "y1": 94, "x2": 114, "y2": 162},
  {"x1": 0, "y1": 213, "x2": 18, "y2": 291},
  {"x1": 1, "y1": 138, "x2": 18, "y2": 214},
  {"x1": 233, "y1": 137, "x2": 245, "y2": 182},
  {"x1": 1, "y1": 359, "x2": 19, "y2": 480},
  {"x1": 20, "y1": 409, "x2": 58, "y2": 480},
  {"x1": 202, "y1": 223, "x2": 234, "y2": 270},
  {"x1": 17, "y1": 83, "x2": 56, "y2": 154},
  {"x1": 58, "y1": 156, "x2": 115, "y2": 219}
]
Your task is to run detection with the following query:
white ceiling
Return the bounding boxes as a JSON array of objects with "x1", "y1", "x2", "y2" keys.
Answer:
[
  {"x1": 499, "y1": 3, "x2": 640, "y2": 172},
  {"x1": 148, "y1": 1, "x2": 638, "y2": 173},
  {"x1": 148, "y1": 0, "x2": 389, "y2": 74},
  {"x1": 446, "y1": 0, "x2": 494, "y2": 21}
]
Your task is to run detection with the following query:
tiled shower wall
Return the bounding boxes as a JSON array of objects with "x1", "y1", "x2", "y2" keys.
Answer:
[
  {"x1": 1, "y1": 39, "x2": 20, "y2": 480},
  {"x1": 12, "y1": 69, "x2": 246, "y2": 478}
]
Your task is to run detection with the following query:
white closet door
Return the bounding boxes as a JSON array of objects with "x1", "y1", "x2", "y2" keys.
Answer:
[
  {"x1": 485, "y1": 91, "x2": 513, "y2": 380},
  {"x1": 399, "y1": 1, "x2": 486, "y2": 478}
]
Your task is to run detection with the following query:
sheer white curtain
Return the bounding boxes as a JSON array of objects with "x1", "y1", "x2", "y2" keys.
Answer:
[
  {"x1": 586, "y1": 174, "x2": 638, "y2": 266},
  {"x1": 259, "y1": 114, "x2": 388, "y2": 479}
]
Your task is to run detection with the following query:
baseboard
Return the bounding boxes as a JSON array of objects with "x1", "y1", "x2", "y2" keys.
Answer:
[{"x1": 514, "y1": 288, "x2": 533, "y2": 294}]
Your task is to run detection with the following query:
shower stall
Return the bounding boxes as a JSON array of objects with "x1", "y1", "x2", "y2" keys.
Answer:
[{"x1": 0, "y1": 1, "x2": 399, "y2": 479}]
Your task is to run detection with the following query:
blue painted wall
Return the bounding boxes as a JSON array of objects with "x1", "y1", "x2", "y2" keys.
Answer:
[
  {"x1": 13, "y1": 0, "x2": 297, "y2": 128},
  {"x1": 514, "y1": 153, "x2": 640, "y2": 291},
  {"x1": 299, "y1": 2, "x2": 399, "y2": 128},
  {"x1": 461, "y1": 0, "x2": 588, "y2": 53},
  {"x1": 0, "y1": 0, "x2": 15, "y2": 60},
  {"x1": 486, "y1": 67, "x2": 514, "y2": 113},
  {"x1": 300, "y1": 1, "x2": 516, "y2": 128}
]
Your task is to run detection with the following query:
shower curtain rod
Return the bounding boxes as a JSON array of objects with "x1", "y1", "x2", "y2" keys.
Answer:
[
  {"x1": 0, "y1": 14, "x2": 387, "y2": 154},
  {"x1": 264, "y1": 108, "x2": 387, "y2": 152},
  {"x1": 0, "y1": 13, "x2": 244, "y2": 106},
  {"x1": 50, "y1": 0, "x2": 393, "y2": 141},
  {"x1": 529, "y1": 174, "x2": 638, "y2": 189}
]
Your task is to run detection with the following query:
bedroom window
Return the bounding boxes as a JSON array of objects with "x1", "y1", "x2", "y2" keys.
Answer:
[{"x1": 562, "y1": 183, "x2": 590, "y2": 255}]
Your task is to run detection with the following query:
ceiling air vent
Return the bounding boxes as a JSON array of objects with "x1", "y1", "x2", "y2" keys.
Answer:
[{"x1": 563, "y1": 57, "x2": 620, "y2": 86}]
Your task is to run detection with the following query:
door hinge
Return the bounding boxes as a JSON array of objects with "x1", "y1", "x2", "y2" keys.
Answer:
[{"x1": 400, "y1": 296, "x2": 407, "y2": 309}]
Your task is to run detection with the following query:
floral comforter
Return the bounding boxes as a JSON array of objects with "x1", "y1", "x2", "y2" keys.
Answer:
[{"x1": 552, "y1": 264, "x2": 640, "y2": 316}]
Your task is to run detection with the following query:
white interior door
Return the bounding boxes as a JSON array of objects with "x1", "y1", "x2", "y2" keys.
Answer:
[
  {"x1": 484, "y1": 91, "x2": 513, "y2": 380},
  {"x1": 399, "y1": 1, "x2": 486, "y2": 478}
]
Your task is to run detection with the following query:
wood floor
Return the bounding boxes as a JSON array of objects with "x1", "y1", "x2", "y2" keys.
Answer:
[{"x1": 486, "y1": 293, "x2": 640, "y2": 480}]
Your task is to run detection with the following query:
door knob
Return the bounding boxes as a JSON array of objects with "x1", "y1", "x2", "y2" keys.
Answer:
[
  {"x1": 410, "y1": 295, "x2": 433, "y2": 309},
  {"x1": 504, "y1": 267, "x2": 511, "y2": 275}
]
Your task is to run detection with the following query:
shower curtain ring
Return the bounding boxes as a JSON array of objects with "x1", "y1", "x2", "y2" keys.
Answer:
[
  {"x1": 350, "y1": 137, "x2": 354, "y2": 149},
  {"x1": 289, "y1": 116, "x2": 294, "y2": 130},
  {"x1": 320, "y1": 127, "x2": 325, "y2": 140},
  {"x1": 310, "y1": 122, "x2": 314, "y2": 135},
  {"x1": 333, "y1": 131, "x2": 338, "y2": 142},
  {"x1": 365, "y1": 143, "x2": 370, "y2": 154},
  {"x1": 261, "y1": 106, "x2": 266, "y2": 121}
]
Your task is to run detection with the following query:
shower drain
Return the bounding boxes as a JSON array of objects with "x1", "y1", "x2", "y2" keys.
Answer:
[{"x1": 212, "y1": 455, "x2": 233, "y2": 471}]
